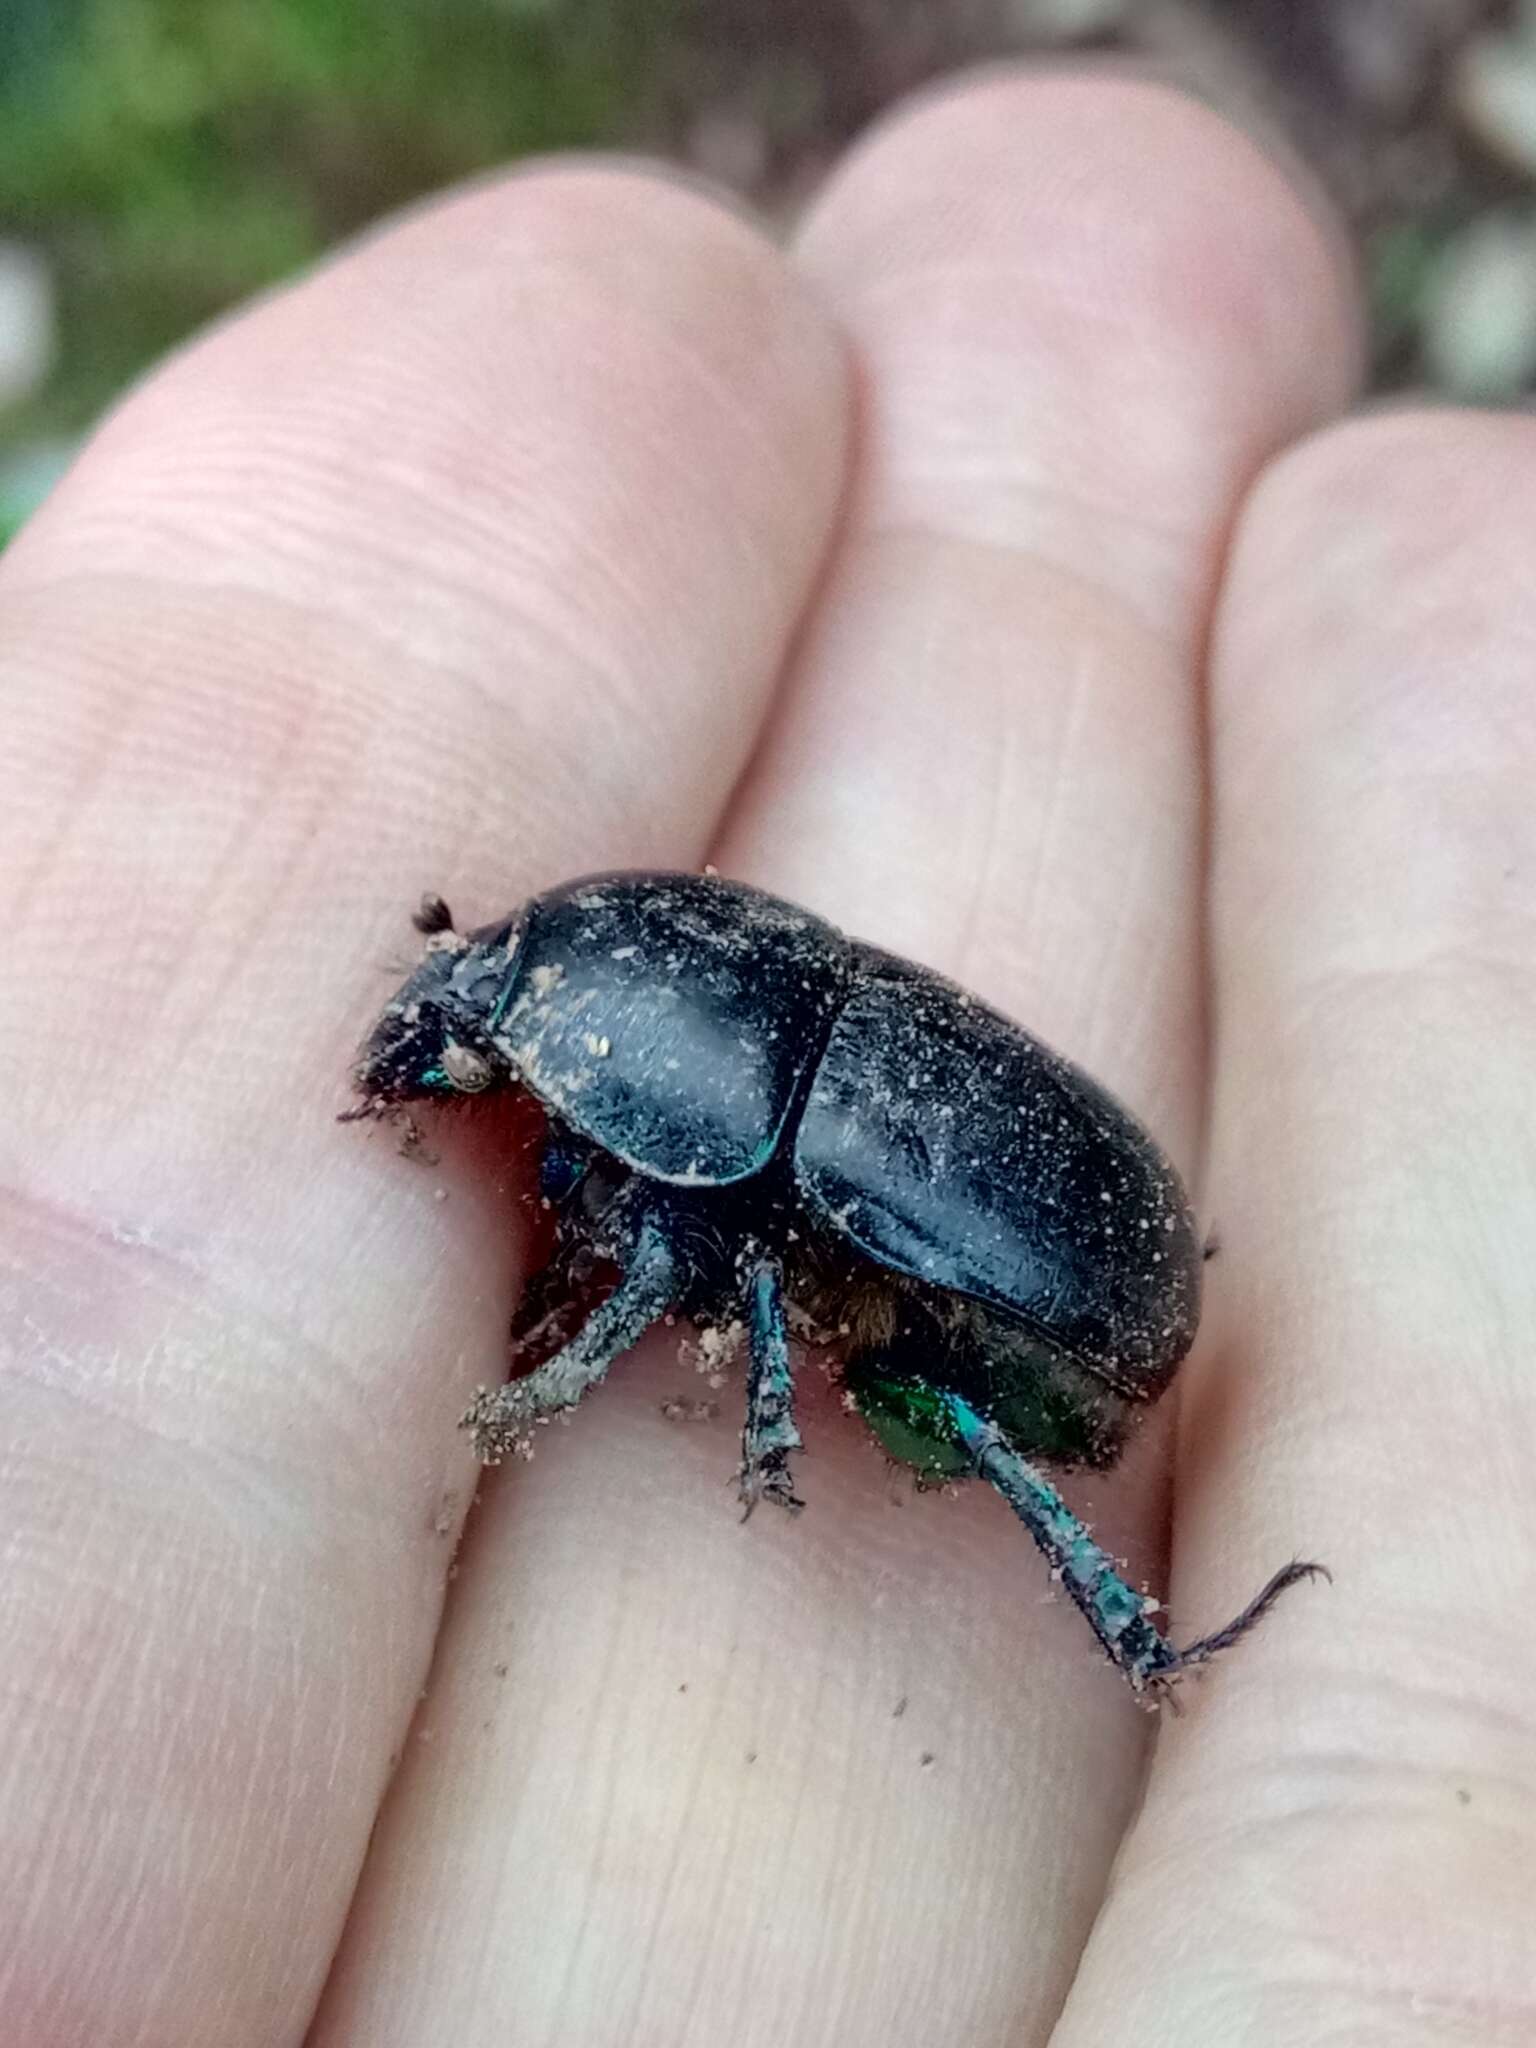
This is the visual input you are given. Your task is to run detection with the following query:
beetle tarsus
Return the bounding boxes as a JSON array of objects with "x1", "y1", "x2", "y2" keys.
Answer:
[
  {"x1": 1158, "y1": 1559, "x2": 1332, "y2": 1676},
  {"x1": 739, "y1": 1258, "x2": 804, "y2": 1517},
  {"x1": 465, "y1": 1219, "x2": 677, "y2": 1461}
]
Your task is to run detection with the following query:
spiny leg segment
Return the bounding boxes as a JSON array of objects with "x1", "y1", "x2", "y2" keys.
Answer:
[
  {"x1": 739, "y1": 1257, "x2": 802, "y2": 1514},
  {"x1": 465, "y1": 1217, "x2": 678, "y2": 1461},
  {"x1": 944, "y1": 1395, "x2": 1325, "y2": 1701}
]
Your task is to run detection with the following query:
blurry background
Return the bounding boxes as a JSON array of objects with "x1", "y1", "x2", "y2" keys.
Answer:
[{"x1": 3, "y1": 0, "x2": 1536, "y2": 544}]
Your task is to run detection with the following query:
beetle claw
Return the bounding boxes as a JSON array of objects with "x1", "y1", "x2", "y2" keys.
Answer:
[{"x1": 738, "y1": 1455, "x2": 804, "y2": 1521}]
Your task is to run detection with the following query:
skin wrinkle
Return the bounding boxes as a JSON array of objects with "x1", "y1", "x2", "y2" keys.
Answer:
[
  {"x1": 623, "y1": 1671, "x2": 725, "y2": 2045},
  {"x1": 1122, "y1": 1728, "x2": 1536, "y2": 1868},
  {"x1": 3, "y1": 675, "x2": 136, "y2": 936},
  {"x1": 9, "y1": 323, "x2": 831, "y2": 696},
  {"x1": 0, "y1": 1188, "x2": 439, "y2": 1513},
  {"x1": 1004, "y1": 655, "x2": 1079, "y2": 1013},
  {"x1": 662, "y1": 1726, "x2": 750, "y2": 2046},
  {"x1": 523, "y1": 1539, "x2": 651, "y2": 2042},
  {"x1": 4, "y1": 1530, "x2": 364, "y2": 2025},
  {"x1": 1229, "y1": 922, "x2": 1536, "y2": 1020},
  {"x1": 850, "y1": 451, "x2": 1233, "y2": 645},
  {"x1": 1190, "y1": 1827, "x2": 1536, "y2": 2033},
  {"x1": 16, "y1": 506, "x2": 784, "y2": 795},
  {"x1": 1166, "y1": 1978, "x2": 1528, "y2": 2048},
  {"x1": 806, "y1": 272, "x2": 1343, "y2": 634},
  {"x1": 814, "y1": 89, "x2": 1351, "y2": 376}
]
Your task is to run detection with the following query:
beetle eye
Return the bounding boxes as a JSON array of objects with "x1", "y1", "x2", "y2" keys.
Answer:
[{"x1": 441, "y1": 1042, "x2": 494, "y2": 1093}]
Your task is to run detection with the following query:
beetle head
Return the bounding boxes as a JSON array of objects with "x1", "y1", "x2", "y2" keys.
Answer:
[{"x1": 348, "y1": 918, "x2": 522, "y2": 1113}]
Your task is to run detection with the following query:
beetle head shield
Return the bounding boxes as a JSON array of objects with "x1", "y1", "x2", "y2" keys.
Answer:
[{"x1": 348, "y1": 915, "x2": 524, "y2": 1112}]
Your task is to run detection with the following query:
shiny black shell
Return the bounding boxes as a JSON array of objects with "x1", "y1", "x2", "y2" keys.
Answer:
[
  {"x1": 467, "y1": 872, "x2": 1200, "y2": 1400},
  {"x1": 794, "y1": 957, "x2": 1197, "y2": 1398},
  {"x1": 351, "y1": 872, "x2": 1327, "y2": 1697},
  {"x1": 487, "y1": 874, "x2": 850, "y2": 1184}
]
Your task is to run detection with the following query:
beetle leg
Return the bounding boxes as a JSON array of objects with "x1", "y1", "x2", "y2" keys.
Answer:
[
  {"x1": 506, "y1": 1242, "x2": 603, "y2": 1368},
  {"x1": 739, "y1": 1258, "x2": 803, "y2": 1516},
  {"x1": 464, "y1": 1218, "x2": 678, "y2": 1462},
  {"x1": 507, "y1": 1149, "x2": 608, "y2": 1366},
  {"x1": 944, "y1": 1396, "x2": 1324, "y2": 1703}
]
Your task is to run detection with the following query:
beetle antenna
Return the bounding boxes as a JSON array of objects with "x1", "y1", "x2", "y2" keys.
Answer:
[{"x1": 412, "y1": 892, "x2": 455, "y2": 936}]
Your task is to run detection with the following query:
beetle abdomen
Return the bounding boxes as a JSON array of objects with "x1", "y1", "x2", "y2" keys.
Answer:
[
  {"x1": 846, "y1": 1292, "x2": 1140, "y2": 1473},
  {"x1": 490, "y1": 873, "x2": 852, "y2": 1185},
  {"x1": 792, "y1": 955, "x2": 1201, "y2": 1396}
]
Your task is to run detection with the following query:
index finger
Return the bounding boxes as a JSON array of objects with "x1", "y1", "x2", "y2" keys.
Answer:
[{"x1": 0, "y1": 167, "x2": 845, "y2": 2046}]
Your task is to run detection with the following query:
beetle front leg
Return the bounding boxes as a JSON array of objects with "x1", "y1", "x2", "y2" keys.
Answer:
[
  {"x1": 464, "y1": 1217, "x2": 678, "y2": 1462},
  {"x1": 943, "y1": 1397, "x2": 1324, "y2": 1701},
  {"x1": 506, "y1": 1239, "x2": 600, "y2": 1367},
  {"x1": 739, "y1": 1257, "x2": 803, "y2": 1515}
]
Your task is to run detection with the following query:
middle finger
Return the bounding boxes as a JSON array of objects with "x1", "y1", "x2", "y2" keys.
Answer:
[{"x1": 718, "y1": 68, "x2": 1359, "y2": 2039}]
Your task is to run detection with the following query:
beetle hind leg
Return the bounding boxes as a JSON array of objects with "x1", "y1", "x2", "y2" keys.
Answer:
[
  {"x1": 738, "y1": 1257, "x2": 803, "y2": 1515},
  {"x1": 464, "y1": 1217, "x2": 678, "y2": 1462},
  {"x1": 941, "y1": 1396, "x2": 1325, "y2": 1703}
]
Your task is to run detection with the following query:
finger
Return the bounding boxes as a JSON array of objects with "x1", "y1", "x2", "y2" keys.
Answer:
[
  {"x1": 718, "y1": 66, "x2": 1358, "y2": 2024},
  {"x1": 728, "y1": 69, "x2": 1357, "y2": 1091},
  {"x1": 0, "y1": 168, "x2": 845, "y2": 2048},
  {"x1": 1054, "y1": 416, "x2": 1536, "y2": 2043},
  {"x1": 310, "y1": 75, "x2": 1358, "y2": 2048}
]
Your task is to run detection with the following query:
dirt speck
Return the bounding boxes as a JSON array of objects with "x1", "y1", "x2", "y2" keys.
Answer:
[{"x1": 660, "y1": 1396, "x2": 721, "y2": 1423}]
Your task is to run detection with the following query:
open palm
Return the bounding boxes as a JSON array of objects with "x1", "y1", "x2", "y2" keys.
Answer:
[{"x1": 4, "y1": 68, "x2": 1531, "y2": 2048}]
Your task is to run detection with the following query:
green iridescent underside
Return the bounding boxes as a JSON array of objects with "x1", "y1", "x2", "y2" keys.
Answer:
[
  {"x1": 847, "y1": 1371, "x2": 974, "y2": 1477},
  {"x1": 843, "y1": 1298, "x2": 1136, "y2": 1477}
]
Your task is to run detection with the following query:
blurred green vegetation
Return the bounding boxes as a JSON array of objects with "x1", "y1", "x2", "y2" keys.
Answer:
[{"x1": 0, "y1": 0, "x2": 675, "y2": 468}]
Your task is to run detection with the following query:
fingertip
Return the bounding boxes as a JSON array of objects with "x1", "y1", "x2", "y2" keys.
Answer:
[
  {"x1": 798, "y1": 62, "x2": 1363, "y2": 445},
  {"x1": 8, "y1": 157, "x2": 850, "y2": 642}
]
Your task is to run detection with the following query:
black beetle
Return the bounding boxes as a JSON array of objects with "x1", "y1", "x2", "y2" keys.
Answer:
[{"x1": 348, "y1": 870, "x2": 1322, "y2": 1701}]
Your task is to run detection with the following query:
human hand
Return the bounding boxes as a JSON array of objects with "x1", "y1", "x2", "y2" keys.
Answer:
[{"x1": 3, "y1": 67, "x2": 1531, "y2": 2048}]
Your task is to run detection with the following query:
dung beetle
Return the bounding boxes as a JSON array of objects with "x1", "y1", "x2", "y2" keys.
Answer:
[{"x1": 348, "y1": 870, "x2": 1322, "y2": 1701}]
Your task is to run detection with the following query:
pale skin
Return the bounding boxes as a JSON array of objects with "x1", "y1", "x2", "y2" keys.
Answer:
[{"x1": 2, "y1": 64, "x2": 1533, "y2": 2048}]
